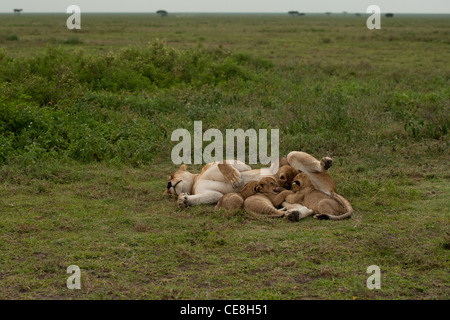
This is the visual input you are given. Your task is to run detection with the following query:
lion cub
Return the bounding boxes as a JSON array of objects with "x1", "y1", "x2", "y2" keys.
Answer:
[
  {"x1": 254, "y1": 177, "x2": 293, "y2": 207},
  {"x1": 244, "y1": 177, "x2": 300, "y2": 221},
  {"x1": 214, "y1": 180, "x2": 258, "y2": 210},
  {"x1": 276, "y1": 165, "x2": 299, "y2": 190},
  {"x1": 285, "y1": 173, "x2": 353, "y2": 220}
]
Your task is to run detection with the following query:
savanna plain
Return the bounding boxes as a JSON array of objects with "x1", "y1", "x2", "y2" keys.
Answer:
[{"x1": 0, "y1": 13, "x2": 449, "y2": 299}]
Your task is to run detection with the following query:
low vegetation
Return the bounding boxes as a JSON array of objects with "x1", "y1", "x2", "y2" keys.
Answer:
[{"x1": 0, "y1": 13, "x2": 448, "y2": 299}]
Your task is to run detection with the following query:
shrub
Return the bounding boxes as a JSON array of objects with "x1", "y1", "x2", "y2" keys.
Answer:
[
  {"x1": 64, "y1": 36, "x2": 83, "y2": 45},
  {"x1": 6, "y1": 34, "x2": 19, "y2": 41}
]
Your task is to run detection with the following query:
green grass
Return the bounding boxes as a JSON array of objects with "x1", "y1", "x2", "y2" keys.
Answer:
[
  {"x1": 0, "y1": 161, "x2": 448, "y2": 299},
  {"x1": 0, "y1": 13, "x2": 449, "y2": 299}
]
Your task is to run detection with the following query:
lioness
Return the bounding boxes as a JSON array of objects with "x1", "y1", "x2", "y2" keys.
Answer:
[
  {"x1": 164, "y1": 160, "x2": 273, "y2": 209},
  {"x1": 285, "y1": 172, "x2": 353, "y2": 220},
  {"x1": 164, "y1": 152, "x2": 335, "y2": 209}
]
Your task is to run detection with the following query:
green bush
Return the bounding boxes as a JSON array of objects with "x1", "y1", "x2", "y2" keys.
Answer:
[
  {"x1": 0, "y1": 41, "x2": 276, "y2": 165},
  {"x1": 5, "y1": 34, "x2": 19, "y2": 41},
  {"x1": 64, "y1": 36, "x2": 83, "y2": 45}
]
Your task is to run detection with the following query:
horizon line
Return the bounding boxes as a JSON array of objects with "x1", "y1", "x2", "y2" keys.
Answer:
[{"x1": 1, "y1": 11, "x2": 450, "y2": 14}]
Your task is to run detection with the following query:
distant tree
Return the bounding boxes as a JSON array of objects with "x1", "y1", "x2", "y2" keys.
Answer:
[
  {"x1": 355, "y1": 13, "x2": 362, "y2": 17},
  {"x1": 13, "y1": 9, "x2": 23, "y2": 15},
  {"x1": 156, "y1": 10, "x2": 168, "y2": 17},
  {"x1": 342, "y1": 11, "x2": 348, "y2": 15},
  {"x1": 288, "y1": 11, "x2": 305, "y2": 16},
  {"x1": 385, "y1": 13, "x2": 394, "y2": 18},
  {"x1": 325, "y1": 12, "x2": 332, "y2": 16}
]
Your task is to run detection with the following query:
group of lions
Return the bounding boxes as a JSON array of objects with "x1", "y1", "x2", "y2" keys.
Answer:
[{"x1": 164, "y1": 151, "x2": 353, "y2": 222}]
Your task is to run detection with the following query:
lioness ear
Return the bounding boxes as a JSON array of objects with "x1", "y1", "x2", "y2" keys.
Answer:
[
  {"x1": 254, "y1": 186, "x2": 258, "y2": 192},
  {"x1": 179, "y1": 164, "x2": 187, "y2": 171}
]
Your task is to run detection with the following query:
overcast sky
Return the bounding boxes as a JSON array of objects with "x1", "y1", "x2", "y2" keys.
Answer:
[{"x1": 1, "y1": 0, "x2": 449, "y2": 13}]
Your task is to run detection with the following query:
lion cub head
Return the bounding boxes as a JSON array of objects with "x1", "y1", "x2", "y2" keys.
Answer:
[
  {"x1": 255, "y1": 177, "x2": 280, "y2": 194},
  {"x1": 291, "y1": 173, "x2": 315, "y2": 192},
  {"x1": 276, "y1": 165, "x2": 299, "y2": 189}
]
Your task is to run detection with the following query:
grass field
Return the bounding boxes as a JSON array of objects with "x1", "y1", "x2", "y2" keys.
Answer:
[{"x1": 0, "y1": 13, "x2": 449, "y2": 299}]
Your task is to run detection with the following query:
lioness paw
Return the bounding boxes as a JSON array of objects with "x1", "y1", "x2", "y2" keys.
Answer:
[
  {"x1": 218, "y1": 163, "x2": 242, "y2": 189},
  {"x1": 314, "y1": 213, "x2": 330, "y2": 220},
  {"x1": 177, "y1": 193, "x2": 190, "y2": 209},
  {"x1": 321, "y1": 157, "x2": 333, "y2": 171},
  {"x1": 231, "y1": 177, "x2": 243, "y2": 190},
  {"x1": 286, "y1": 210, "x2": 300, "y2": 222}
]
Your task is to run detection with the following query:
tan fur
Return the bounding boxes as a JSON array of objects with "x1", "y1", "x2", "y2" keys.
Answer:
[
  {"x1": 244, "y1": 177, "x2": 299, "y2": 221},
  {"x1": 276, "y1": 165, "x2": 299, "y2": 190},
  {"x1": 244, "y1": 194, "x2": 287, "y2": 219},
  {"x1": 163, "y1": 152, "x2": 335, "y2": 211},
  {"x1": 255, "y1": 177, "x2": 293, "y2": 206},
  {"x1": 278, "y1": 157, "x2": 289, "y2": 167},
  {"x1": 286, "y1": 173, "x2": 353, "y2": 220},
  {"x1": 163, "y1": 160, "x2": 255, "y2": 208},
  {"x1": 214, "y1": 181, "x2": 258, "y2": 210},
  {"x1": 287, "y1": 152, "x2": 336, "y2": 195},
  {"x1": 218, "y1": 162, "x2": 241, "y2": 188}
]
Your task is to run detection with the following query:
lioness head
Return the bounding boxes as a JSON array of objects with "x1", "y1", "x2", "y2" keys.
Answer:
[
  {"x1": 164, "y1": 164, "x2": 194, "y2": 196},
  {"x1": 255, "y1": 177, "x2": 280, "y2": 194},
  {"x1": 276, "y1": 165, "x2": 299, "y2": 189},
  {"x1": 291, "y1": 172, "x2": 314, "y2": 192}
]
